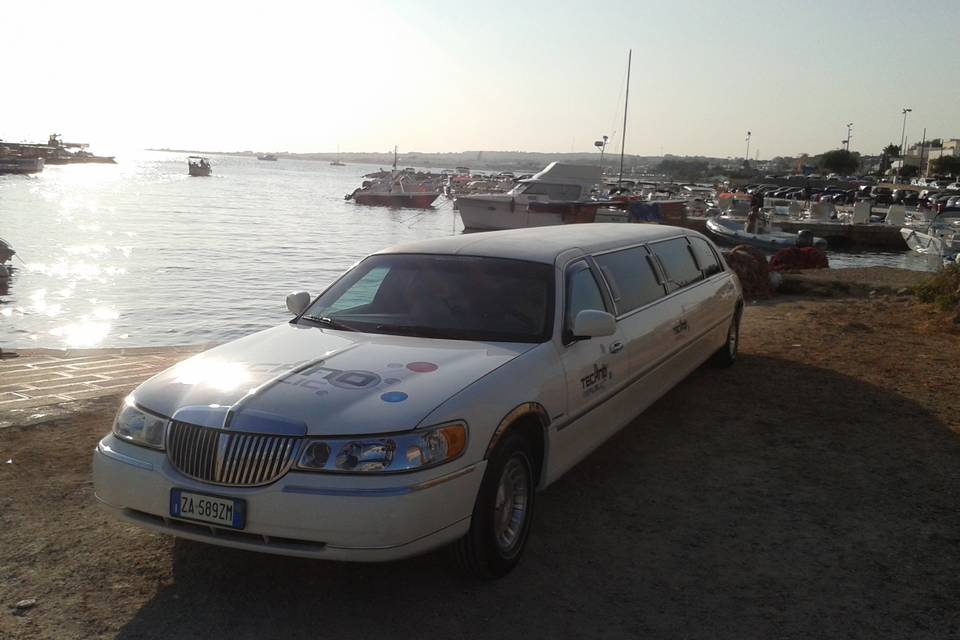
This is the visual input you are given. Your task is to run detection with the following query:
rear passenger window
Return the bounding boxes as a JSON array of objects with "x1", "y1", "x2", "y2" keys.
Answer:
[
  {"x1": 594, "y1": 247, "x2": 665, "y2": 314},
  {"x1": 689, "y1": 237, "x2": 723, "y2": 276},
  {"x1": 565, "y1": 264, "x2": 607, "y2": 334},
  {"x1": 651, "y1": 238, "x2": 702, "y2": 291}
]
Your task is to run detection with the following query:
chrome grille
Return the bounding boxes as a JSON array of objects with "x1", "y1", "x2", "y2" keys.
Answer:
[{"x1": 167, "y1": 421, "x2": 299, "y2": 487}]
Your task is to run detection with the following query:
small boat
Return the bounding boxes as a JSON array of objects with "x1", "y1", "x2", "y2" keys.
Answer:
[
  {"x1": 0, "y1": 236, "x2": 14, "y2": 264},
  {"x1": 706, "y1": 216, "x2": 828, "y2": 251},
  {"x1": 344, "y1": 147, "x2": 438, "y2": 208},
  {"x1": 346, "y1": 175, "x2": 439, "y2": 208},
  {"x1": 188, "y1": 156, "x2": 212, "y2": 177},
  {"x1": 257, "y1": 153, "x2": 278, "y2": 161},
  {"x1": 900, "y1": 223, "x2": 959, "y2": 260},
  {"x1": 330, "y1": 145, "x2": 346, "y2": 166}
]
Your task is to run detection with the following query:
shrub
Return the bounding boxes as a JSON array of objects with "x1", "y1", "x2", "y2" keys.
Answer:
[{"x1": 914, "y1": 264, "x2": 960, "y2": 311}]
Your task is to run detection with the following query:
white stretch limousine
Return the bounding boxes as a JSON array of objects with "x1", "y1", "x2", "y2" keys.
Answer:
[{"x1": 93, "y1": 224, "x2": 742, "y2": 578}]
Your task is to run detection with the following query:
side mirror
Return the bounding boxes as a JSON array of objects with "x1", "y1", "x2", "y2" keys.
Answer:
[
  {"x1": 572, "y1": 309, "x2": 616, "y2": 339},
  {"x1": 286, "y1": 291, "x2": 311, "y2": 316}
]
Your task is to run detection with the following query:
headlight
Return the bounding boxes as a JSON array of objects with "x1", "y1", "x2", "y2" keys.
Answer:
[
  {"x1": 112, "y1": 396, "x2": 168, "y2": 450},
  {"x1": 295, "y1": 422, "x2": 467, "y2": 474}
]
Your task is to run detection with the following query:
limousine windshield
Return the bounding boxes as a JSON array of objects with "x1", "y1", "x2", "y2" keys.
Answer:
[{"x1": 301, "y1": 254, "x2": 555, "y2": 343}]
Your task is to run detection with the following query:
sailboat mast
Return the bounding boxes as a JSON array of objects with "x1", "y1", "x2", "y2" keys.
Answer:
[{"x1": 618, "y1": 49, "x2": 632, "y2": 188}]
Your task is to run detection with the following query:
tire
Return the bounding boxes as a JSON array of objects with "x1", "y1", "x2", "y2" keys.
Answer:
[
  {"x1": 712, "y1": 306, "x2": 741, "y2": 367},
  {"x1": 449, "y1": 431, "x2": 536, "y2": 579}
]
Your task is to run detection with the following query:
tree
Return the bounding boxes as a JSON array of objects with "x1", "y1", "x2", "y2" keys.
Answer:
[
  {"x1": 654, "y1": 158, "x2": 710, "y2": 180},
  {"x1": 930, "y1": 156, "x2": 960, "y2": 177},
  {"x1": 900, "y1": 165, "x2": 920, "y2": 178},
  {"x1": 882, "y1": 143, "x2": 901, "y2": 157},
  {"x1": 818, "y1": 149, "x2": 860, "y2": 175}
]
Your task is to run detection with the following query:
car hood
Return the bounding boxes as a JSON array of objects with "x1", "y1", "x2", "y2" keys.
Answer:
[{"x1": 133, "y1": 323, "x2": 532, "y2": 436}]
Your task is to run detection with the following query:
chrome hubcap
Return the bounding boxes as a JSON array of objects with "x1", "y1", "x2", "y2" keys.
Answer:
[{"x1": 493, "y1": 456, "x2": 530, "y2": 555}]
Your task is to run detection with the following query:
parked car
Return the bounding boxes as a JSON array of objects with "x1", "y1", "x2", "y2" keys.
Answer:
[
  {"x1": 92, "y1": 225, "x2": 743, "y2": 578},
  {"x1": 932, "y1": 193, "x2": 960, "y2": 213},
  {"x1": 891, "y1": 189, "x2": 920, "y2": 205},
  {"x1": 870, "y1": 187, "x2": 893, "y2": 205}
]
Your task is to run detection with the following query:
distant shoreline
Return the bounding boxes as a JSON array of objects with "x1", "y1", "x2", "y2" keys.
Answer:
[{"x1": 145, "y1": 148, "x2": 677, "y2": 172}]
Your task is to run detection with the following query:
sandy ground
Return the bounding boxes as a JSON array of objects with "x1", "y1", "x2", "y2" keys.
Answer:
[{"x1": 2, "y1": 285, "x2": 960, "y2": 639}]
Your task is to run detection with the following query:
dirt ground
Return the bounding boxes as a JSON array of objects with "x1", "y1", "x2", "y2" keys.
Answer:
[{"x1": 2, "y1": 286, "x2": 960, "y2": 639}]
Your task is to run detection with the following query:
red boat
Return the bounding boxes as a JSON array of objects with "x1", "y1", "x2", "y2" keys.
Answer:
[
  {"x1": 351, "y1": 183, "x2": 440, "y2": 209},
  {"x1": 345, "y1": 146, "x2": 440, "y2": 209}
]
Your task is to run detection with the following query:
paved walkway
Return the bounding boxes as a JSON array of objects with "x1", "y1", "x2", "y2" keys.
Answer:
[{"x1": 0, "y1": 347, "x2": 201, "y2": 427}]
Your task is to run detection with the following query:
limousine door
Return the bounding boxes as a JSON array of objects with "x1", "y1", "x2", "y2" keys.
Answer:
[{"x1": 549, "y1": 260, "x2": 629, "y2": 481}]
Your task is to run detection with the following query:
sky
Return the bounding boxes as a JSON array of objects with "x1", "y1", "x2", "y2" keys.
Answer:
[{"x1": 3, "y1": 0, "x2": 958, "y2": 159}]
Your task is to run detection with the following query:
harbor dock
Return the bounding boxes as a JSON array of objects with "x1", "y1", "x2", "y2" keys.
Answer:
[
  {"x1": 776, "y1": 220, "x2": 908, "y2": 249},
  {"x1": 684, "y1": 215, "x2": 909, "y2": 250}
]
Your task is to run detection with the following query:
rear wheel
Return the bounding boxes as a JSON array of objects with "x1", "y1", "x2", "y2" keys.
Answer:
[
  {"x1": 450, "y1": 431, "x2": 536, "y2": 579},
  {"x1": 712, "y1": 306, "x2": 741, "y2": 367}
]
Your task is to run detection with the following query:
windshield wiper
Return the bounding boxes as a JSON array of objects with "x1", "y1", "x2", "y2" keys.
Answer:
[{"x1": 300, "y1": 316, "x2": 357, "y2": 332}]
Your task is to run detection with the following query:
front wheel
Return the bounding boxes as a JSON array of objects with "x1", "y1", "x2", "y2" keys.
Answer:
[
  {"x1": 449, "y1": 431, "x2": 536, "y2": 579},
  {"x1": 712, "y1": 307, "x2": 741, "y2": 367}
]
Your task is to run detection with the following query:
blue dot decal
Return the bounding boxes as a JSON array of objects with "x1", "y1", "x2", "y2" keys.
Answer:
[{"x1": 381, "y1": 392, "x2": 408, "y2": 403}]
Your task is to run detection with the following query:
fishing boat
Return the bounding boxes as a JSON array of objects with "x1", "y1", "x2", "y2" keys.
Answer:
[
  {"x1": 257, "y1": 153, "x2": 278, "y2": 161},
  {"x1": 188, "y1": 156, "x2": 212, "y2": 177},
  {"x1": 330, "y1": 145, "x2": 346, "y2": 166},
  {"x1": 706, "y1": 216, "x2": 828, "y2": 251},
  {"x1": 344, "y1": 147, "x2": 438, "y2": 208}
]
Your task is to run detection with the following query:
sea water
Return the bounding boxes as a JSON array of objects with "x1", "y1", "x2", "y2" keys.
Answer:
[{"x1": 0, "y1": 152, "x2": 460, "y2": 348}]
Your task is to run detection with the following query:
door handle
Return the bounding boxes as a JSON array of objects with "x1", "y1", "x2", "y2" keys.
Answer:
[{"x1": 609, "y1": 341, "x2": 624, "y2": 354}]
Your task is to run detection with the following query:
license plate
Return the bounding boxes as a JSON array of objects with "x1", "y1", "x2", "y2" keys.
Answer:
[{"x1": 170, "y1": 489, "x2": 246, "y2": 529}]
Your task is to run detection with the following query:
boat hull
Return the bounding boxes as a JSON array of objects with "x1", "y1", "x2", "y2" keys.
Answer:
[
  {"x1": 353, "y1": 192, "x2": 438, "y2": 209},
  {"x1": 706, "y1": 217, "x2": 828, "y2": 251},
  {"x1": 0, "y1": 157, "x2": 45, "y2": 174},
  {"x1": 457, "y1": 197, "x2": 562, "y2": 230},
  {"x1": 900, "y1": 227, "x2": 959, "y2": 259}
]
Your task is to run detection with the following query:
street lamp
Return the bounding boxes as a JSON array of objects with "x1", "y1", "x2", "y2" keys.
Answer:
[
  {"x1": 744, "y1": 131, "x2": 751, "y2": 165},
  {"x1": 594, "y1": 135, "x2": 608, "y2": 166},
  {"x1": 897, "y1": 108, "x2": 912, "y2": 182},
  {"x1": 845, "y1": 123, "x2": 853, "y2": 151}
]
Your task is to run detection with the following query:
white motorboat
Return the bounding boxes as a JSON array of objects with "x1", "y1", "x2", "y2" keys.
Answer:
[
  {"x1": 900, "y1": 223, "x2": 959, "y2": 260},
  {"x1": 706, "y1": 216, "x2": 828, "y2": 251},
  {"x1": 456, "y1": 162, "x2": 604, "y2": 231}
]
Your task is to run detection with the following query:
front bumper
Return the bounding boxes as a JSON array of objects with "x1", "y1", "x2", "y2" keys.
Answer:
[{"x1": 93, "y1": 435, "x2": 484, "y2": 561}]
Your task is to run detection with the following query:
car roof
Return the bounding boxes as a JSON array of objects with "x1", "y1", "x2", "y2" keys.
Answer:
[{"x1": 375, "y1": 224, "x2": 690, "y2": 265}]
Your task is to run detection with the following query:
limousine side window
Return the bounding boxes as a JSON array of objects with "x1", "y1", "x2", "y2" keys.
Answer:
[
  {"x1": 688, "y1": 237, "x2": 723, "y2": 276},
  {"x1": 564, "y1": 262, "x2": 607, "y2": 337},
  {"x1": 651, "y1": 238, "x2": 703, "y2": 292},
  {"x1": 593, "y1": 247, "x2": 666, "y2": 314}
]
